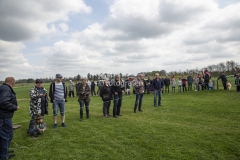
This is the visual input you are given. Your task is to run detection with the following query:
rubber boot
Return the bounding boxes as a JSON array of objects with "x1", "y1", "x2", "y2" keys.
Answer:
[
  {"x1": 134, "y1": 104, "x2": 137, "y2": 113},
  {"x1": 80, "y1": 109, "x2": 83, "y2": 121},
  {"x1": 86, "y1": 107, "x2": 89, "y2": 118}
]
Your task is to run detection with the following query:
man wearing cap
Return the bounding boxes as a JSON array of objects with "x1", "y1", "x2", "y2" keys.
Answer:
[
  {"x1": 217, "y1": 72, "x2": 228, "y2": 90},
  {"x1": 49, "y1": 74, "x2": 68, "y2": 128},
  {"x1": 0, "y1": 77, "x2": 20, "y2": 159},
  {"x1": 29, "y1": 79, "x2": 48, "y2": 117}
]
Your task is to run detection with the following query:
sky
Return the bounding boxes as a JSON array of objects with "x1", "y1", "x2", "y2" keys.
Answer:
[{"x1": 0, "y1": 0, "x2": 240, "y2": 80}]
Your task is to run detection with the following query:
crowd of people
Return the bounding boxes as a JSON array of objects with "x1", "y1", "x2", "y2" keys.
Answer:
[{"x1": 0, "y1": 67, "x2": 240, "y2": 159}]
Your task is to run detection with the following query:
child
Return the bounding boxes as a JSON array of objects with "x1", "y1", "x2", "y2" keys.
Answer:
[
  {"x1": 181, "y1": 76, "x2": 187, "y2": 92},
  {"x1": 235, "y1": 75, "x2": 240, "y2": 92},
  {"x1": 28, "y1": 115, "x2": 46, "y2": 137},
  {"x1": 208, "y1": 80, "x2": 213, "y2": 90},
  {"x1": 178, "y1": 78, "x2": 182, "y2": 92},
  {"x1": 171, "y1": 78, "x2": 176, "y2": 93},
  {"x1": 194, "y1": 75, "x2": 199, "y2": 91}
]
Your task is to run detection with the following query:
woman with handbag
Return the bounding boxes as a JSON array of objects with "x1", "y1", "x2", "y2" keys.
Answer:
[
  {"x1": 77, "y1": 78, "x2": 91, "y2": 121},
  {"x1": 100, "y1": 79, "x2": 112, "y2": 118}
]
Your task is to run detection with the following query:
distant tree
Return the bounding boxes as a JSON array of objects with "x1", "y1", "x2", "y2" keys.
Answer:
[
  {"x1": 77, "y1": 74, "x2": 81, "y2": 81},
  {"x1": 87, "y1": 73, "x2": 91, "y2": 79},
  {"x1": 27, "y1": 78, "x2": 34, "y2": 83}
]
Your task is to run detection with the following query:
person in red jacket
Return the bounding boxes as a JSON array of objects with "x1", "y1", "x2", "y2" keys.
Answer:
[{"x1": 181, "y1": 76, "x2": 187, "y2": 92}]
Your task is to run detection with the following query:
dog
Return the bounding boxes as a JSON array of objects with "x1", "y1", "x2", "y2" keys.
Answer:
[{"x1": 227, "y1": 82, "x2": 232, "y2": 90}]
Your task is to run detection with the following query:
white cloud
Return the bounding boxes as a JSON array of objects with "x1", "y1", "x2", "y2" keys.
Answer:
[
  {"x1": 0, "y1": 0, "x2": 91, "y2": 41},
  {"x1": 59, "y1": 23, "x2": 69, "y2": 32}
]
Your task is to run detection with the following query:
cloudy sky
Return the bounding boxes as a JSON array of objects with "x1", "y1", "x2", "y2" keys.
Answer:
[{"x1": 0, "y1": 0, "x2": 240, "y2": 80}]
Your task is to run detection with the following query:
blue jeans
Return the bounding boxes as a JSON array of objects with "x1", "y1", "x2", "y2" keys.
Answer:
[
  {"x1": 113, "y1": 94, "x2": 122, "y2": 116},
  {"x1": 178, "y1": 85, "x2": 182, "y2": 92},
  {"x1": 0, "y1": 118, "x2": 13, "y2": 159},
  {"x1": 53, "y1": 100, "x2": 65, "y2": 116},
  {"x1": 134, "y1": 94, "x2": 143, "y2": 111},
  {"x1": 154, "y1": 90, "x2": 162, "y2": 106},
  {"x1": 80, "y1": 100, "x2": 89, "y2": 110}
]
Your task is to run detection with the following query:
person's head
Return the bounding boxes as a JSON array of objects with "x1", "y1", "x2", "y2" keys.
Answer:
[
  {"x1": 5, "y1": 77, "x2": 15, "y2": 87},
  {"x1": 55, "y1": 74, "x2": 63, "y2": 82},
  {"x1": 166, "y1": 76, "x2": 168, "y2": 78},
  {"x1": 138, "y1": 74, "x2": 143, "y2": 80},
  {"x1": 155, "y1": 73, "x2": 159, "y2": 79},
  {"x1": 36, "y1": 115, "x2": 43, "y2": 123},
  {"x1": 69, "y1": 80, "x2": 72, "y2": 83},
  {"x1": 82, "y1": 78, "x2": 87, "y2": 85},
  {"x1": 104, "y1": 78, "x2": 109, "y2": 86},
  {"x1": 115, "y1": 74, "x2": 120, "y2": 81},
  {"x1": 35, "y1": 79, "x2": 43, "y2": 88}
]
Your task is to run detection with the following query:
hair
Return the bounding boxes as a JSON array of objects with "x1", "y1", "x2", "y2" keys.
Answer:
[
  {"x1": 5, "y1": 77, "x2": 15, "y2": 84},
  {"x1": 155, "y1": 73, "x2": 159, "y2": 76},
  {"x1": 82, "y1": 77, "x2": 87, "y2": 81}
]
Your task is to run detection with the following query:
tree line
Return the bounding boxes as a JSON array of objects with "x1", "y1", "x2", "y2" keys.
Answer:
[{"x1": 0, "y1": 60, "x2": 238, "y2": 84}]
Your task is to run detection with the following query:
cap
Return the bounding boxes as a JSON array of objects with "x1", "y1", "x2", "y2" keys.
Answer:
[
  {"x1": 56, "y1": 74, "x2": 63, "y2": 78},
  {"x1": 35, "y1": 79, "x2": 43, "y2": 84}
]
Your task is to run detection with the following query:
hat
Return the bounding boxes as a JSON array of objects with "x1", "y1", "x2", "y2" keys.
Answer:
[
  {"x1": 56, "y1": 74, "x2": 63, "y2": 78},
  {"x1": 35, "y1": 115, "x2": 43, "y2": 120},
  {"x1": 35, "y1": 79, "x2": 43, "y2": 84}
]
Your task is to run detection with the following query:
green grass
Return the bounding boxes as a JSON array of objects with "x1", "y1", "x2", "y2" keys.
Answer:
[{"x1": 10, "y1": 78, "x2": 240, "y2": 160}]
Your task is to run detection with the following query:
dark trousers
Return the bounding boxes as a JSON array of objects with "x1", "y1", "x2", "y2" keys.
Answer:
[
  {"x1": 41, "y1": 106, "x2": 45, "y2": 116},
  {"x1": 237, "y1": 86, "x2": 240, "y2": 92},
  {"x1": 188, "y1": 83, "x2": 192, "y2": 91},
  {"x1": 0, "y1": 118, "x2": 13, "y2": 159},
  {"x1": 91, "y1": 89, "x2": 96, "y2": 96},
  {"x1": 165, "y1": 85, "x2": 169, "y2": 93},
  {"x1": 113, "y1": 94, "x2": 122, "y2": 116},
  {"x1": 204, "y1": 81, "x2": 209, "y2": 90},
  {"x1": 69, "y1": 91, "x2": 74, "y2": 97},
  {"x1": 134, "y1": 94, "x2": 143, "y2": 111},
  {"x1": 223, "y1": 82, "x2": 227, "y2": 90},
  {"x1": 182, "y1": 84, "x2": 187, "y2": 92},
  {"x1": 172, "y1": 86, "x2": 175, "y2": 92},
  {"x1": 79, "y1": 100, "x2": 89, "y2": 119},
  {"x1": 103, "y1": 101, "x2": 111, "y2": 116}
]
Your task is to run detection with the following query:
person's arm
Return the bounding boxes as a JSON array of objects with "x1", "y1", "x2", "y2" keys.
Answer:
[
  {"x1": 0, "y1": 89, "x2": 18, "y2": 111},
  {"x1": 30, "y1": 87, "x2": 40, "y2": 100}
]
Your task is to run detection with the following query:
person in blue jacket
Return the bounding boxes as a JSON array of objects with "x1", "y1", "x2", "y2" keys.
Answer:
[{"x1": 152, "y1": 73, "x2": 164, "y2": 107}]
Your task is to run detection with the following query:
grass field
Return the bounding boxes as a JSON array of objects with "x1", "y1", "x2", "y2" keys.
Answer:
[{"x1": 9, "y1": 77, "x2": 240, "y2": 160}]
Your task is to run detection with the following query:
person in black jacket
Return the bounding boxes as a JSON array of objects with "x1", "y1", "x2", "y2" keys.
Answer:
[
  {"x1": 203, "y1": 72, "x2": 211, "y2": 90},
  {"x1": 111, "y1": 74, "x2": 125, "y2": 118},
  {"x1": 217, "y1": 72, "x2": 228, "y2": 90},
  {"x1": 187, "y1": 74, "x2": 193, "y2": 91},
  {"x1": 0, "y1": 77, "x2": 20, "y2": 160},
  {"x1": 91, "y1": 80, "x2": 96, "y2": 96},
  {"x1": 100, "y1": 79, "x2": 112, "y2": 118},
  {"x1": 164, "y1": 76, "x2": 170, "y2": 93},
  {"x1": 49, "y1": 74, "x2": 68, "y2": 128}
]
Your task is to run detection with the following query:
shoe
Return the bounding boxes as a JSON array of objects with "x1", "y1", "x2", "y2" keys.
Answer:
[
  {"x1": 117, "y1": 114, "x2": 123, "y2": 116},
  {"x1": 158, "y1": 104, "x2": 161, "y2": 106},
  {"x1": 113, "y1": 116, "x2": 118, "y2": 118},
  {"x1": 8, "y1": 149, "x2": 14, "y2": 153},
  {"x1": 53, "y1": 124, "x2": 57, "y2": 129},
  {"x1": 154, "y1": 105, "x2": 157, "y2": 107},
  {"x1": 139, "y1": 110, "x2": 143, "y2": 112},
  {"x1": 104, "y1": 115, "x2": 108, "y2": 118},
  {"x1": 108, "y1": 114, "x2": 112, "y2": 116},
  {"x1": 80, "y1": 118, "x2": 83, "y2": 121},
  {"x1": 134, "y1": 110, "x2": 136, "y2": 113},
  {"x1": 6, "y1": 153, "x2": 15, "y2": 159},
  {"x1": 62, "y1": 123, "x2": 66, "y2": 127}
]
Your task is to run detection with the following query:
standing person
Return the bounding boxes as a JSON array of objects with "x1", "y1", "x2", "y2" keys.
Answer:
[
  {"x1": 125, "y1": 78, "x2": 130, "y2": 95},
  {"x1": 181, "y1": 76, "x2": 187, "y2": 92},
  {"x1": 49, "y1": 74, "x2": 68, "y2": 128},
  {"x1": 164, "y1": 76, "x2": 170, "y2": 93},
  {"x1": 203, "y1": 72, "x2": 211, "y2": 90},
  {"x1": 171, "y1": 78, "x2": 176, "y2": 93},
  {"x1": 68, "y1": 80, "x2": 75, "y2": 97},
  {"x1": 152, "y1": 73, "x2": 164, "y2": 107},
  {"x1": 77, "y1": 78, "x2": 91, "y2": 121},
  {"x1": 132, "y1": 74, "x2": 145, "y2": 113},
  {"x1": 194, "y1": 75, "x2": 200, "y2": 91},
  {"x1": 91, "y1": 80, "x2": 96, "y2": 96},
  {"x1": 146, "y1": 77, "x2": 152, "y2": 94},
  {"x1": 0, "y1": 77, "x2": 20, "y2": 160},
  {"x1": 97, "y1": 79, "x2": 103, "y2": 95},
  {"x1": 87, "y1": 79, "x2": 92, "y2": 96},
  {"x1": 100, "y1": 79, "x2": 112, "y2": 118},
  {"x1": 235, "y1": 75, "x2": 240, "y2": 92},
  {"x1": 187, "y1": 74, "x2": 193, "y2": 91},
  {"x1": 178, "y1": 78, "x2": 182, "y2": 92},
  {"x1": 75, "y1": 81, "x2": 80, "y2": 96},
  {"x1": 29, "y1": 79, "x2": 48, "y2": 117},
  {"x1": 208, "y1": 80, "x2": 213, "y2": 90},
  {"x1": 217, "y1": 72, "x2": 228, "y2": 90},
  {"x1": 111, "y1": 74, "x2": 125, "y2": 118}
]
